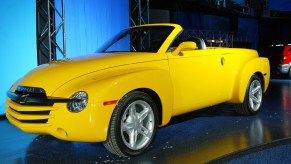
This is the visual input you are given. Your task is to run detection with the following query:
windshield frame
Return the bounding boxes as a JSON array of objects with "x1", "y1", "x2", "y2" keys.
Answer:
[{"x1": 96, "y1": 24, "x2": 181, "y2": 53}]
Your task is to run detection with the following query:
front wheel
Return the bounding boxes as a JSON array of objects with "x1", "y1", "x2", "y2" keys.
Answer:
[
  {"x1": 235, "y1": 74, "x2": 263, "y2": 115},
  {"x1": 103, "y1": 91, "x2": 158, "y2": 157}
]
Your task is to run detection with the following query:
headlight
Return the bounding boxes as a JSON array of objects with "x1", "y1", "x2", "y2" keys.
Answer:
[{"x1": 67, "y1": 91, "x2": 88, "y2": 113}]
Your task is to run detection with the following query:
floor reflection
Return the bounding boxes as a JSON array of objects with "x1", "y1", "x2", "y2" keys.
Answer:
[{"x1": 1, "y1": 80, "x2": 291, "y2": 163}]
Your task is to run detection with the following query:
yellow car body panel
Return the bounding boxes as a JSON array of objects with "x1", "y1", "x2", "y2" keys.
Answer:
[
  {"x1": 5, "y1": 23, "x2": 270, "y2": 142},
  {"x1": 6, "y1": 53, "x2": 174, "y2": 142},
  {"x1": 168, "y1": 50, "x2": 227, "y2": 115}
]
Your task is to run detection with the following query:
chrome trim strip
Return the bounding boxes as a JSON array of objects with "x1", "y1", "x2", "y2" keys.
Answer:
[{"x1": 7, "y1": 91, "x2": 83, "y2": 106}]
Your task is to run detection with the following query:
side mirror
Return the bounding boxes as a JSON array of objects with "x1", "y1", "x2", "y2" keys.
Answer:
[{"x1": 172, "y1": 41, "x2": 198, "y2": 56}]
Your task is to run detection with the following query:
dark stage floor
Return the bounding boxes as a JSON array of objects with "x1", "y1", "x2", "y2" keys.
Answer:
[{"x1": 1, "y1": 79, "x2": 291, "y2": 163}]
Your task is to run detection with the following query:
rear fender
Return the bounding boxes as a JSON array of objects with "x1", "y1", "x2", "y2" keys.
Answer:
[{"x1": 230, "y1": 57, "x2": 270, "y2": 103}]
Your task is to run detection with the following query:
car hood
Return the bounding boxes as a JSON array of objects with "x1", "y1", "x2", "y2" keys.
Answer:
[{"x1": 12, "y1": 52, "x2": 166, "y2": 96}]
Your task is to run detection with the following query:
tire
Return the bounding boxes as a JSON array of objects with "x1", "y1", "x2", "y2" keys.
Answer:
[
  {"x1": 103, "y1": 91, "x2": 158, "y2": 157},
  {"x1": 235, "y1": 74, "x2": 263, "y2": 116}
]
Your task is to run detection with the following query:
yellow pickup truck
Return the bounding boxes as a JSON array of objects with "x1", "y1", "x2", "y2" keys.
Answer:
[{"x1": 6, "y1": 24, "x2": 270, "y2": 157}]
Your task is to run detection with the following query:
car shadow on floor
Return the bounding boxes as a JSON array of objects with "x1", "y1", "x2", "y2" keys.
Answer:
[
  {"x1": 168, "y1": 104, "x2": 240, "y2": 126},
  {"x1": 21, "y1": 104, "x2": 240, "y2": 163}
]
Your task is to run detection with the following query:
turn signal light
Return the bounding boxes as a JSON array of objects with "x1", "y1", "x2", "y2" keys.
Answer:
[{"x1": 103, "y1": 100, "x2": 118, "y2": 106}]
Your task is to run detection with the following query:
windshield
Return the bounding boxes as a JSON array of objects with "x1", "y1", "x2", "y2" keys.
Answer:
[{"x1": 97, "y1": 26, "x2": 174, "y2": 53}]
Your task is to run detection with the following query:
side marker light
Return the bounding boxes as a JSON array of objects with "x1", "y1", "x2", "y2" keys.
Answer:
[{"x1": 103, "y1": 100, "x2": 118, "y2": 106}]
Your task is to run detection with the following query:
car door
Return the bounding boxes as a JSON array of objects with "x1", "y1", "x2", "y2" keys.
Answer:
[{"x1": 168, "y1": 49, "x2": 226, "y2": 115}]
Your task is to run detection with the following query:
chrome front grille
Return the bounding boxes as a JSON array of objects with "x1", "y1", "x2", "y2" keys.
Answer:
[
  {"x1": 8, "y1": 86, "x2": 70, "y2": 106},
  {"x1": 6, "y1": 86, "x2": 66, "y2": 125},
  {"x1": 9, "y1": 107, "x2": 50, "y2": 115},
  {"x1": 15, "y1": 86, "x2": 46, "y2": 97},
  {"x1": 8, "y1": 114, "x2": 49, "y2": 124},
  {"x1": 7, "y1": 104, "x2": 52, "y2": 124},
  {"x1": 6, "y1": 106, "x2": 53, "y2": 124}
]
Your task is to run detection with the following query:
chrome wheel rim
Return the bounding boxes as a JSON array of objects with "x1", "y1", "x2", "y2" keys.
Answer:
[
  {"x1": 121, "y1": 100, "x2": 154, "y2": 150},
  {"x1": 248, "y1": 79, "x2": 262, "y2": 111}
]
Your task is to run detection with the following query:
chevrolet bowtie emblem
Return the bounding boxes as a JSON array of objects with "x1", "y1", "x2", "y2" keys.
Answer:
[{"x1": 19, "y1": 94, "x2": 30, "y2": 104}]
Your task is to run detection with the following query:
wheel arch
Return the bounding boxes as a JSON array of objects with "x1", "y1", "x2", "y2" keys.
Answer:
[
  {"x1": 254, "y1": 71, "x2": 265, "y2": 90},
  {"x1": 95, "y1": 69, "x2": 173, "y2": 127},
  {"x1": 133, "y1": 88, "x2": 163, "y2": 125},
  {"x1": 229, "y1": 57, "x2": 270, "y2": 103}
]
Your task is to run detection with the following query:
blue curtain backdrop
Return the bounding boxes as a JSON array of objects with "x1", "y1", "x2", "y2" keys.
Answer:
[
  {"x1": 173, "y1": 12, "x2": 230, "y2": 31},
  {"x1": 64, "y1": 0, "x2": 129, "y2": 57},
  {"x1": 238, "y1": 18, "x2": 258, "y2": 49},
  {"x1": 173, "y1": 11, "x2": 259, "y2": 50},
  {"x1": 0, "y1": 0, "x2": 129, "y2": 115},
  {"x1": 269, "y1": 0, "x2": 291, "y2": 11},
  {"x1": 0, "y1": 1, "x2": 37, "y2": 115}
]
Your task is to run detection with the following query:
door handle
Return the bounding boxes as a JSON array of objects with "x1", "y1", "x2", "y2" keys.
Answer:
[{"x1": 221, "y1": 57, "x2": 225, "y2": 66}]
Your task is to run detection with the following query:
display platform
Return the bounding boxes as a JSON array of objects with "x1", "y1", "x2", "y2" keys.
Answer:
[
  {"x1": 210, "y1": 137, "x2": 291, "y2": 163},
  {"x1": 0, "y1": 79, "x2": 291, "y2": 163}
]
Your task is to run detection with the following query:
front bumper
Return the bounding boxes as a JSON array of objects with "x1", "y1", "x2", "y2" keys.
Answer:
[
  {"x1": 6, "y1": 90, "x2": 113, "y2": 142},
  {"x1": 271, "y1": 64, "x2": 290, "y2": 76},
  {"x1": 278, "y1": 64, "x2": 291, "y2": 74}
]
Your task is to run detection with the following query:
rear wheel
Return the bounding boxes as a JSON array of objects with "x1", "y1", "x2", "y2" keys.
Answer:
[
  {"x1": 235, "y1": 75, "x2": 263, "y2": 115},
  {"x1": 103, "y1": 91, "x2": 158, "y2": 157}
]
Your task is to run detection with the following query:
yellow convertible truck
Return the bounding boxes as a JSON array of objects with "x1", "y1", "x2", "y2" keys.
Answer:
[{"x1": 6, "y1": 24, "x2": 269, "y2": 156}]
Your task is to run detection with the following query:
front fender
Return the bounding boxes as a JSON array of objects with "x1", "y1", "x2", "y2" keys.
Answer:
[
  {"x1": 51, "y1": 61, "x2": 173, "y2": 142},
  {"x1": 230, "y1": 57, "x2": 270, "y2": 103},
  {"x1": 100, "y1": 69, "x2": 174, "y2": 125}
]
